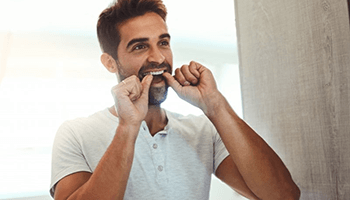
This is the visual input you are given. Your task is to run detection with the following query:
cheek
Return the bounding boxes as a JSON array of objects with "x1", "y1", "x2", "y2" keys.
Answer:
[
  {"x1": 118, "y1": 57, "x2": 143, "y2": 76},
  {"x1": 165, "y1": 51, "x2": 173, "y2": 72}
]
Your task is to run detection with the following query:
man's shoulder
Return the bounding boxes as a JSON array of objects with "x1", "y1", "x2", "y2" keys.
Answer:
[
  {"x1": 165, "y1": 110, "x2": 215, "y2": 133},
  {"x1": 166, "y1": 109, "x2": 207, "y2": 122},
  {"x1": 56, "y1": 108, "x2": 118, "y2": 138}
]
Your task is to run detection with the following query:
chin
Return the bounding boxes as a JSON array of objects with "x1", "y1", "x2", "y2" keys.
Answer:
[{"x1": 148, "y1": 85, "x2": 168, "y2": 105}]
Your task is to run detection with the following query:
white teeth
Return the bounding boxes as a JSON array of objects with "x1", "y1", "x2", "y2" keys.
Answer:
[{"x1": 145, "y1": 70, "x2": 165, "y2": 76}]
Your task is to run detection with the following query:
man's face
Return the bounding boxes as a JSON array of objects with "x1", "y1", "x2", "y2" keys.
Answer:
[{"x1": 116, "y1": 12, "x2": 173, "y2": 105}]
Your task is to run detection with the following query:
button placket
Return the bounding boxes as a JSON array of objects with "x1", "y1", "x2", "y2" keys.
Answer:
[
  {"x1": 152, "y1": 135, "x2": 167, "y2": 185},
  {"x1": 153, "y1": 143, "x2": 158, "y2": 149}
]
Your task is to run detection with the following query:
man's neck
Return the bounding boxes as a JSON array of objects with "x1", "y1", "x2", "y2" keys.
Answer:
[
  {"x1": 109, "y1": 105, "x2": 168, "y2": 136},
  {"x1": 144, "y1": 105, "x2": 168, "y2": 136}
]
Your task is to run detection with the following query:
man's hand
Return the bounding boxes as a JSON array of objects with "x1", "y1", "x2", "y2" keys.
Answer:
[
  {"x1": 111, "y1": 75, "x2": 153, "y2": 128},
  {"x1": 163, "y1": 61, "x2": 222, "y2": 114}
]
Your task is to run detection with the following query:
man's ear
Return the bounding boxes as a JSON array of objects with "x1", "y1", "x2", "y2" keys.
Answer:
[{"x1": 101, "y1": 53, "x2": 118, "y2": 73}]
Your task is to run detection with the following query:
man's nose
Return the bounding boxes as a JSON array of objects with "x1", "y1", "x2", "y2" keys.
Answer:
[{"x1": 147, "y1": 47, "x2": 165, "y2": 64}]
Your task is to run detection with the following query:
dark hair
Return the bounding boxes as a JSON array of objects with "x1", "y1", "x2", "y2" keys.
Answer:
[{"x1": 97, "y1": 0, "x2": 167, "y2": 60}]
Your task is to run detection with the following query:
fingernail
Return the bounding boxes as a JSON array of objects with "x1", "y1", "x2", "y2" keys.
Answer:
[{"x1": 184, "y1": 81, "x2": 190, "y2": 86}]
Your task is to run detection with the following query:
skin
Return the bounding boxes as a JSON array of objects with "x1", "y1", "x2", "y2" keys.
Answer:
[{"x1": 54, "y1": 12, "x2": 300, "y2": 200}]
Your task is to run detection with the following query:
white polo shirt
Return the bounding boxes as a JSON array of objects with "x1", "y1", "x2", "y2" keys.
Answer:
[{"x1": 50, "y1": 108, "x2": 229, "y2": 199}]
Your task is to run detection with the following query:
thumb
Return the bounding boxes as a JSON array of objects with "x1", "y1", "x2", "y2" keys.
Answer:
[
  {"x1": 139, "y1": 75, "x2": 153, "y2": 100},
  {"x1": 162, "y1": 72, "x2": 182, "y2": 94}
]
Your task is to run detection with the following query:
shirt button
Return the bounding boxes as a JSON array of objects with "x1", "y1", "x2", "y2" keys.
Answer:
[
  {"x1": 158, "y1": 165, "x2": 163, "y2": 172},
  {"x1": 153, "y1": 143, "x2": 158, "y2": 149}
]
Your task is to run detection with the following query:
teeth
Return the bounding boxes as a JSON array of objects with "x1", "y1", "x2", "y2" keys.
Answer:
[
  {"x1": 145, "y1": 70, "x2": 165, "y2": 76},
  {"x1": 151, "y1": 70, "x2": 164, "y2": 75}
]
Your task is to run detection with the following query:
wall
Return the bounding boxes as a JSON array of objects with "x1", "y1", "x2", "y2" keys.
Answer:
[{"x1": 234, "y1": 0, "x2": 350, "y2": 199}]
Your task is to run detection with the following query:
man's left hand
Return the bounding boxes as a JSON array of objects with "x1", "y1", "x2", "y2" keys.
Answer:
[{"x1": 163, "y1": 61, "x2": 222, "y2": 114}]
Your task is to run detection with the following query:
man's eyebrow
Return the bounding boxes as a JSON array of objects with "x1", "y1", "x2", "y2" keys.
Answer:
[
  {"x1": 126, "y1": 34, "x2": 171, "y2": 49},
  {"x1": 159, "y1": 33, "x2": 171, "y2": 39},
  {"x1": 126, "y1": 38, "x2": 148, "y2": 49}
]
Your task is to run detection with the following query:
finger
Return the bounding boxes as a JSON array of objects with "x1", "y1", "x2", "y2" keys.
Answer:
[
  {"x1": 188, "y1": 61, "x2": 201, "y2": 79},
  {"x1": 181, "y1": 64, "x2": 199, "y2": 85},
  {"x1": 162, "y1": 72, "x2": 183, "y2": 93},
  {"x1": 111, "y1": 85, "x2": 120, "y2": 102},
  {"x1": 129, "y1": 87, "x2": 141, "y2": 101},
  {"x1": 125, "y1": 76, "x2": 142, "y2": 101},
  {"x1": 139, "y1": 74, "x2": 153, "y2": 101},
  {"x1": 174, "y1": 67, "x2": 190, "y2": 86}
]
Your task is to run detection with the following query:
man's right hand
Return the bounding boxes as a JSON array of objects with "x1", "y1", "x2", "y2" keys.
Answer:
[{"x1": 111, "y1": 75, "x2": 153, "y2": 129}]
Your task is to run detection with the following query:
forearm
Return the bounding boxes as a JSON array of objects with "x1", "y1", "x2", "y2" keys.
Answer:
[
  {"x1": 67, "y1": 124, "x2": 139, "y2": 200},
  {"x1": 205, "y1": 93, "x2": 300, "y2": 199}
]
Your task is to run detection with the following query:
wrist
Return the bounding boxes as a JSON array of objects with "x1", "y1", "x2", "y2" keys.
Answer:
[
  {"x1": 202, "y1": 91, "x2": 226, "y2": 117},
  {"x1": 116, "y1": 121, "x2": 142, "y2": 143}
]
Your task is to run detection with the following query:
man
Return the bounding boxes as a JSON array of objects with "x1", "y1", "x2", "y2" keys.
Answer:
[{"x1": 50, "y1": 0, "x2": 300, "y2": 199}]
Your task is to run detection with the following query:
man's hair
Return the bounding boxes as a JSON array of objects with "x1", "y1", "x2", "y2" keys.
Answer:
[{"x1": 97, "y1": 0, "x2": 167, "y2": 60}]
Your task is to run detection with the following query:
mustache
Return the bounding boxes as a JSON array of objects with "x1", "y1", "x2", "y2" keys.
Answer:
[{"x1": 138, "y1": 62, "x2": 172, "y2": 81}]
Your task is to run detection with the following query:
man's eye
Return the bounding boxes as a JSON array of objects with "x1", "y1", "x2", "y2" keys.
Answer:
[
  {"x1": 160, "y1": 41, "x2": 169, "y2": 46},
  {"x1": 134, "y1": 45, "x2": 146, "y2": 50}
]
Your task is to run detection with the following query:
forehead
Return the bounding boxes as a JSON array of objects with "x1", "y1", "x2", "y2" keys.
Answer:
[{"x1": 118, "y1": 12, "x2": 169, "y2": 46}]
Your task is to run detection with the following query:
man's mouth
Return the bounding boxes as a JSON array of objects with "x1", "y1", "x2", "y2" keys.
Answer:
[
  {"x1": 143, "y1": 70, "x2": 165, "y2": 76},
  {"x1": 138, "y1": 62, "x2": 172, "y2": 83},
  {"x1": 144, "y1": 70, "x2": 167, "y2": 85}
]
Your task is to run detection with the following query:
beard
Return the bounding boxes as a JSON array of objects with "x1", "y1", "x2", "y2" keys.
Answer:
[
  {"x1": 148, "y1": 84, "x2": 168, "y2": 105},
  {"x1": 117, "y1": 61, "x2": 172, "y2": 106},
  {"x1": 139, "y1": 62, "x2": 171, "y2": 106}
]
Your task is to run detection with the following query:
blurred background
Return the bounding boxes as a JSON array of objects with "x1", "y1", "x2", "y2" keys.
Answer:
[{"x1": 0, "y1": 0, "x2": 245, "y2": 199}]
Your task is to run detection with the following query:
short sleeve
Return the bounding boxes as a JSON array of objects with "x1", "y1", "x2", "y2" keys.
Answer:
[
  {"x1": 50, "y1": 121, "x2": 92, "y2": 197},
  {"x1": 213, "y1": 130, "x2": 230, "y2": 173}
]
